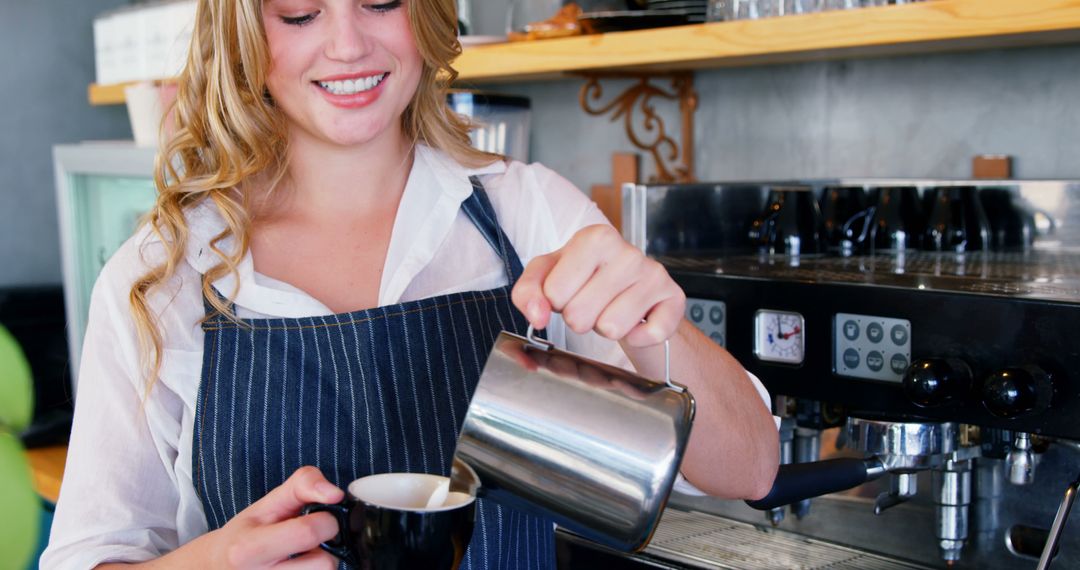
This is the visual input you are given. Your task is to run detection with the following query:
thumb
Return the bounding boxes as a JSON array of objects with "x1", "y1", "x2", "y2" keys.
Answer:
[
  {"x1": 512, "y1": 252, "x2": 558, "y2": 329},
  {"x1": 243, "y1": 466, "x2": 343, "y2": 524}
]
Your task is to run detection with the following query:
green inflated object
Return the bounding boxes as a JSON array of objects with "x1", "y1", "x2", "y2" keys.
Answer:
[
  {"x1": 0, "y1": 432, "x2": 39, "y2": 569},
  {"x1": 0, "y1": 324, "x2": 33, "y2": 433}
]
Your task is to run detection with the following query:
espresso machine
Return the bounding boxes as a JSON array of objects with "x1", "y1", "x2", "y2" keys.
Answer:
[{"x1": 561, "y1": 179, "x2": 1080, "y2": 569}]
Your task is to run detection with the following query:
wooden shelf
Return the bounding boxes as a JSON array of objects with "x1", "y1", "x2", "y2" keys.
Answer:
[
  {"x1": 88, "y1": 78, "x2": 176, "y2": 106},
  {"x1": 89, "y1": 0, "x2": 1080, "y2": 105},
  {"x1": 455, "y1": 0, "x2": 1080, "y2": 81},
  {"x1": 88, "y1": 81, "x2": 133, "y2": 106}
]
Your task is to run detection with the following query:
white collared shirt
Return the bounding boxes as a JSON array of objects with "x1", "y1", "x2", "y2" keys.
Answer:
[{"x1": 42, "y1": 145, "x2": 772, "y2": 569}]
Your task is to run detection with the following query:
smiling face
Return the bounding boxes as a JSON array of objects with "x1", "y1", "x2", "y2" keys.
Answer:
[{"x1": 261, "y1": 0, "x2": 423, "y2": 149}]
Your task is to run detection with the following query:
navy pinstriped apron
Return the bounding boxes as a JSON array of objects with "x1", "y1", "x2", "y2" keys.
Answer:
[{"x1": 192, "y1": 177, "x2": 556, "y2": 569}]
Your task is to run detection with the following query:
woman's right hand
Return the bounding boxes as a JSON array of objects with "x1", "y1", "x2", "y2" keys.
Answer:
[
  {"x1": 209, "y1": 466, "x2": 345, "y2": 568},
  {"x1": 99, "y1": 466, "x2": 345, "y2": 569}
]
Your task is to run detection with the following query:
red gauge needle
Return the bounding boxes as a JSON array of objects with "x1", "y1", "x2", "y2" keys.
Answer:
[{"x1": 779, "y1": 326, "x2": 801, "y2": 340}]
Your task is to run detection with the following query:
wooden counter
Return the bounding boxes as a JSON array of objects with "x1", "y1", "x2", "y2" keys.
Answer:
[{"x1": 26, "y1": 445, "x2": 66, "y2": 504}]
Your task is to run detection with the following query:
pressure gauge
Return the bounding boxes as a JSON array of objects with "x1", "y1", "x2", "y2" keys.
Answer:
[{"x1": 754, "y1": 309, "x2": 806, "y2": 365}]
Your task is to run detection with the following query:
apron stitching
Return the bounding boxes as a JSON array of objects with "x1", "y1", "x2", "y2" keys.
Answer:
[
  {"x1": 397, "y1": 309, "x2": 427, "y2": 470},
  {"x1": 347, "y1": 317, "x2": 376, "y2": 469},
  {"x1": 431, "y1": 307, "x2": 458, "y2": 434},
  {"x1": 202, "y1": 293, "x2": 508, "y2": 331},
  {"x1": 226, "y1": 324, "x2": 241, "y2": 518},
  {"x1": 298, "y1": 326, "x2": 307, "y2": 474},
  {"x1": 417, "y1": 308, "x2": 446, "y2": 469},
  {"x1": 333, "y1": 313, "x2": 360, "y2": 484},
  {"x1": 317, "y1": 316, "x2": 337, "y2": 485},
  {"x1": 280, "y1": 319, "x2": 289, "y2": 483},
  {"x1": 242, "y1": 326, "x2": 256, "y2": 509},
  {"x1": 366, "y1": 311, "x2": 391, "y2": 469},
  {"x1": 260, "y1": 322, "x2": 272, "y2": 499}
]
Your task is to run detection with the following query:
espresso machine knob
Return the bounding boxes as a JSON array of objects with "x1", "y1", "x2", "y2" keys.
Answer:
[
  {"x1": 982, "y1": 365, "x2": 1053, "y2": 419},
  {"x1": 903, "y1": 358, "x2": 973, "y2": 407}
]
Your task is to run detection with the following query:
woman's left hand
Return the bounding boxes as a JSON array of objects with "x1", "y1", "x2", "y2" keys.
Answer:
[{"x1": 511, "y1": 224, "x2": 686, "y2": 347}]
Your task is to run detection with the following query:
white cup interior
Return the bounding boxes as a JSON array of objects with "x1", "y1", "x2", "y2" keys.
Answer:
[{"x1": 348, "y1": 473, "x2": 474, "y2": 512}]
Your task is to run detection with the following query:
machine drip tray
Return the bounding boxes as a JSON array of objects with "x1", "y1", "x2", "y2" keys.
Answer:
[
  {"x1": 557, "y1": 508, "x2": 930, "y2": 570},
  {"x1": 646, "y1": 509, "x2": 930, "y2": 569}
]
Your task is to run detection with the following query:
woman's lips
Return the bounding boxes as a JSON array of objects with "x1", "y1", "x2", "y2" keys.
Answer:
[{"x1": 313, "y1": 72, "x2": 388, "y2": 109}]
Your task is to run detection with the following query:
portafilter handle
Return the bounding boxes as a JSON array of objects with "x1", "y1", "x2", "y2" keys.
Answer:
[{"x1": 746, "y1": 457, "x2": 887, "y2": 511}]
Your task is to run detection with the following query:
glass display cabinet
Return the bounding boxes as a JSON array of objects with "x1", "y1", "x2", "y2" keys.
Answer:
[{"x1": 53, "y1": 143, "x2": 158, "y2": 389}]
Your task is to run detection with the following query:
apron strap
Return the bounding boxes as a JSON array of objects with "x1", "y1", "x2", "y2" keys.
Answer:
[
  {"x1": 201, "y1": 285, "x2": 236, "y2": 325},
  {"x1": 461, "y1": 175, "x2": 526, "y2": 284}
]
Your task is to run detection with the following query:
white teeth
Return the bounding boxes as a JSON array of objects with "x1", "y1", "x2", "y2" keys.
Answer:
[{"x1": 317, "y1": 73, "x2": 387, "y2": 96}]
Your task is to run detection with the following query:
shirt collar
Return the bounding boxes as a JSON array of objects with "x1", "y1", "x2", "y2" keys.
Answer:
[
  {"x1": 181, "y1": 144, "x2": 507, "y2": 317},
  {"x1": 378, "y1": 144, "x2": 506, "y2": 305}
]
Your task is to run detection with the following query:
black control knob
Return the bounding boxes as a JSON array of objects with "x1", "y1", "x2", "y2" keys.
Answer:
[
  {"x1": 903, "y1": 358, "x2": 973, "y2": 407},
  {"x1": 982, "y1": 365, "x2": 1053, "y2": 419}
]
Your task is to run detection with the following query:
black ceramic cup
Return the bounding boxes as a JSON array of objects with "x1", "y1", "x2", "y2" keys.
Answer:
[
  {"x1": 980, "y1": 188, "x2": 1036, "y2": 251},
  {"x1": 923, "y1": 186, "x2": 990, "y2": 253},
  {"x1": 870, "y1": 186, "x2": 924, "y2": 252},
  {"x1": 748, "y1": 186, "x2": 824, "y2": 256},
  {"x1": 302, "y1": 472, "x2": 476, "y2": 570},
  {"x1": 820, "y1": 186, "x2": 872, "y2": 255}
]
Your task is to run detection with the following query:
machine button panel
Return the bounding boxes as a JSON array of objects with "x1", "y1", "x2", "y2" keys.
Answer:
[
  {"x1": 842, "y1": 320, "x2": 860, "y2": 341},
  {"x1": 866, "y1": 323, "x2": 884, "y2": 344},
  {"x1": 834, "y1": 313, "x2": 911, "y2": 383},
  {"x1": 686, "y1": 298, "x2": 726, "y2": 348}
]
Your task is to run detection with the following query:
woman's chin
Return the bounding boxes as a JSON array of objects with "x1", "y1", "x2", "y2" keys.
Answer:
[{"x1": 316, "y1": 126, "x2": 391, "y2": 149}]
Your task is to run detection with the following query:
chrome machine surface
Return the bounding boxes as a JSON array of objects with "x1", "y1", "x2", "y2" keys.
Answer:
[{"x1": 620, "y1": 178, "x2": 1080, "y2": 569}]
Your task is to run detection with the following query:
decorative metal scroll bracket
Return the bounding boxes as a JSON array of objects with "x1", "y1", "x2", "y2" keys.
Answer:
[{"x1": 577, "y1": 72, "x2": 697, "y2": 184}]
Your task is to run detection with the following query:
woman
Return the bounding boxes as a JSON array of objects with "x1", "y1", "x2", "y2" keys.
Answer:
[{"x1": 42, "y1": 0, "x2": 778, "y2": 568}]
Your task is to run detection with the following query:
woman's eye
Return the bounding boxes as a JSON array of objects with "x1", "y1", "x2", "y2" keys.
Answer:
[
  {"x1": 368, "y1": 0, "x2": 402, "y2": 13},
  {"x1": 280, "y1": 11, "x2": 319, "y2": 26}
]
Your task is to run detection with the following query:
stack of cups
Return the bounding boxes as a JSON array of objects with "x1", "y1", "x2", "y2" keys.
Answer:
[{"x1": 707, "y1": 0, "x2": 921, "y2": 21}]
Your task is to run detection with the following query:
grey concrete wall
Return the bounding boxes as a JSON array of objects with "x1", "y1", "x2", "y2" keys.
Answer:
[
  {"x1": 478, "y1": 44, "x2": 1080, "y2": 193},
  {"x1": 0, "y1": 0, "x2": 131, "y2": 287}
]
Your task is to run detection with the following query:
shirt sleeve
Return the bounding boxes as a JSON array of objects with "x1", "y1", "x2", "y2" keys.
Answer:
[{"x1": 40, "y1": 249, "x2": 184, "y2": 569}]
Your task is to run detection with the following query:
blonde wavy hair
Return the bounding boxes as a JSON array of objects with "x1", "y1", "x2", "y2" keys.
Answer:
[{"x1": 131, "y1": 0, "x2": 497, "y2": 389}]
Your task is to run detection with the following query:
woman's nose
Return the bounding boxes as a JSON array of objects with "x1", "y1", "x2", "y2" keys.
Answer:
[{"x1": 325, "y1": 15, "x2": 369, "y2": 61}]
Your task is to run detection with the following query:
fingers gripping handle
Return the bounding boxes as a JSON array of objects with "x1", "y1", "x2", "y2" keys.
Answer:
[
  {"x1": 745, "y1": 457, "x2": 885, "y2": 511},
  {"x1": 301, "y1": 502, "x2": 355, "y2": 565},
  {"x1": 525, "y1": 324, "x2": 679, "y2": 391}
]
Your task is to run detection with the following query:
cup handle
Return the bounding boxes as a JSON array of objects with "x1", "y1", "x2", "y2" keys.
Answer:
[
  {"x1": 301, "y1": 502, "x2": 355, "y2": 565},
  {"x1": 842, "y1": 205, "x2": 877, "y2": 245}
]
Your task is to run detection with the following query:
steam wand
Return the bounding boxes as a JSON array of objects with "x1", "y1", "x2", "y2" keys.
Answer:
[{"x1": 1036, "y1": 473, "x2": 1080, "y2": 570}]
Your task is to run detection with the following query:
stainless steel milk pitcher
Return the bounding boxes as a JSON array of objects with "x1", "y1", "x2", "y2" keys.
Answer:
[{"x1": 451, "y1": 326, "x2": 696, "y2": 552}]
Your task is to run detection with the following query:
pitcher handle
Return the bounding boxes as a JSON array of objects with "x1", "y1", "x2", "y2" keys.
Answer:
[
  {"x1": 526, "y1": 325, "x2": 679, "y2": 392},
  {"x1": 524, "y1": 325, "x2": 553, "y2": 351},
  {"x1": 662, "y1": 339, "x2": 682, "y2": 393}
]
